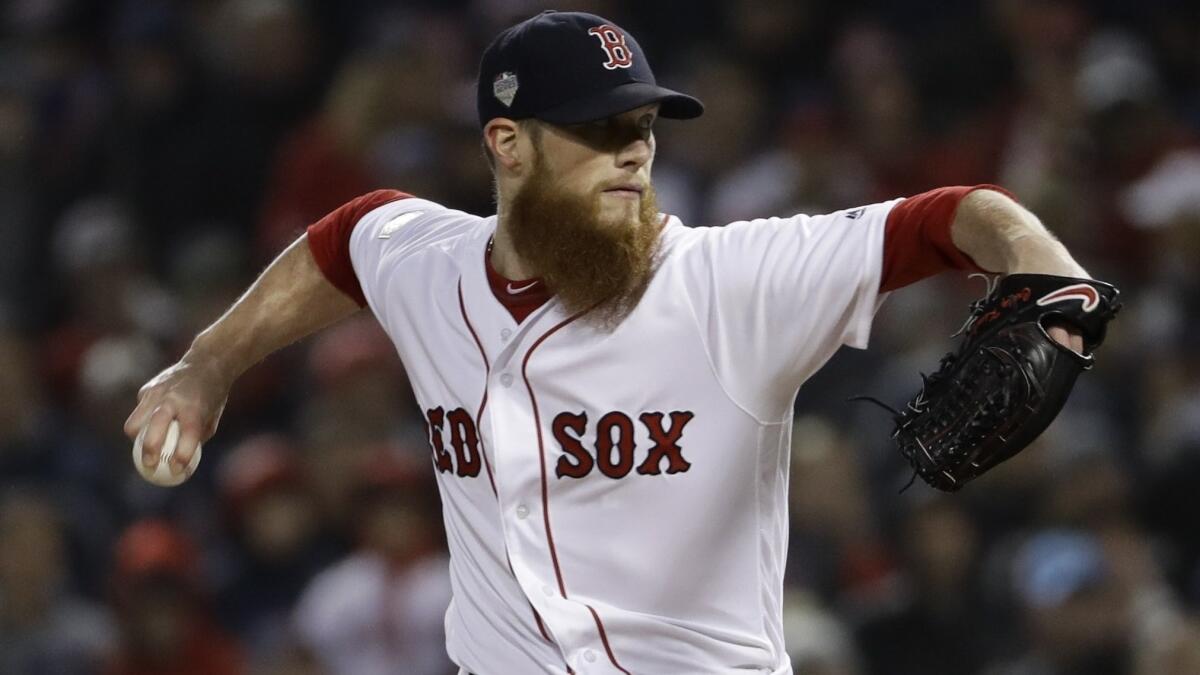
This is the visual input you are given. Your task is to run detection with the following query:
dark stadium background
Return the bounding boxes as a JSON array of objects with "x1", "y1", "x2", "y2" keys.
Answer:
[{"x1": 1, "y1": 1, "x2": 1198, "y2": 673}]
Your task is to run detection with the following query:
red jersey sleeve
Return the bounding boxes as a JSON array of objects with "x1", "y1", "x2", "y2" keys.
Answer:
[
  {"x1": 880, "y1": 184, "x2": 1017, "y2": 292},
  {"x1": 305, "y1": 189, "x2": 412, "y2": 307}
]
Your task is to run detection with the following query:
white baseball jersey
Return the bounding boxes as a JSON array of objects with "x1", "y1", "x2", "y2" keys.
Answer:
[{"x1": 323, "y1": 193, "x2": 897, "y2": 674}]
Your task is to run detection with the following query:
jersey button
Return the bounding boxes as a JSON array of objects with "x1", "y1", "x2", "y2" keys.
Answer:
[
  {"x1": 500, "y1": 328, "x2": 512, "y2": 341},
  {"x1": 515, "y1": 504, "x2": 529, "y2": 519},
  {"x1": 500, "y1": 373, "x2": 514, "y2": 387},
  {"x1": 583, "y1": 649, "x2": 597, "y2": 663},
  {"x1": 541, "y1": 584, "x2": 554, "y2": 597}
]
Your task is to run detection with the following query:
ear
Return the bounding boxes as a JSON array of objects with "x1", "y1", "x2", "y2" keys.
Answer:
[{"x1": 484, "y1": 118, "x2": 522, "y2": 170}]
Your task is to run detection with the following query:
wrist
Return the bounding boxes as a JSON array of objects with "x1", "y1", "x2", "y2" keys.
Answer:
[{"x1": 185, "y1": 330, "x2": 246, "y2": 386}]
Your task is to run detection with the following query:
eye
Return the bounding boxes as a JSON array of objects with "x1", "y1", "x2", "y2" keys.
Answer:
[
  {"x1": 563, "y1": 118, "x2": 610, "y2": 137},
  {"x1": 640, "y1": 120, "x2": 657, "y2": 141}
]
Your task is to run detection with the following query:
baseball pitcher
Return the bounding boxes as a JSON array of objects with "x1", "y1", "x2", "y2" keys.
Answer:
[{"x1": 125, "y1": 11, "x2": 1118, "y2": 675}]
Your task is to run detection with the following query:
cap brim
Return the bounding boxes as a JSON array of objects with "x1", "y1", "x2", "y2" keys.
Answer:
[{"x1": 536, "y1": 81, "x2": 704, "y2": 124}]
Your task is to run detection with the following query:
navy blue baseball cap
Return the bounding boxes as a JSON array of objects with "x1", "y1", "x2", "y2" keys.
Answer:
[{"x1": 477, "y1": 11, "x2": 704, "y2": 128}]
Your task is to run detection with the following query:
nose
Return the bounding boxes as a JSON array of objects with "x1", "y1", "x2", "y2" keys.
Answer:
[{"x1": 615, "y1": 134, "x2": 652, "y2": 172}]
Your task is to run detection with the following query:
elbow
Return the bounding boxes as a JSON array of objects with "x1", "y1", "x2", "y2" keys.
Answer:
[
  {"x1": 958, "y1": 187, "x2": 1025, "y2": 225},
  {"x1": 951, "y1": 187, "x2": 1044, "y2": 273}
]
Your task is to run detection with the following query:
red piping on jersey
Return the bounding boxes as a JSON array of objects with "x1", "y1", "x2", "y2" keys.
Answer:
[
  {"x1": 522, "y1": 311, "x2": 587, "y2": 597},
  {"x1": 533, "y1": 610, "x2": 554, "y2": 644},
  {"x1": 457, "y1": 279, "x2": 498, "y2": 497},
  {"x1": 521, "y1": 309, "x2": 632, "y2": 675},
  {"x1": 457, "y1": 278, "x2": 557, "y2": 646},
  {"x1": 585, "y1": 605, "x2": 627, "y2": 674}
]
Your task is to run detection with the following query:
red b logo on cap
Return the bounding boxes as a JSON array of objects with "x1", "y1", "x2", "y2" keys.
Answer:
[{"x1": 588, "y1": 25, "x2": 633, "y2": 70}]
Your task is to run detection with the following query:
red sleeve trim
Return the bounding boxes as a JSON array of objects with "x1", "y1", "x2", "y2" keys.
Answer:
[
  {"x1": 305, "y1": 189, "x2": 413, "y2": 307},
  {"x1": 879, "y1": 184, "x2": 1016, "y2": 292}
]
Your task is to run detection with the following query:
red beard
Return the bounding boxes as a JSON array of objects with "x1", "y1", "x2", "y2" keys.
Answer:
[{"x1": 507, "y1": 155, "x2": 663, "y2": 326}]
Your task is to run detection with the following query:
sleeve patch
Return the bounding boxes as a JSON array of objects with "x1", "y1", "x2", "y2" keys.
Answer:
[{"x1": 306, "y1": 189, "x2": 412, "y2": 306}]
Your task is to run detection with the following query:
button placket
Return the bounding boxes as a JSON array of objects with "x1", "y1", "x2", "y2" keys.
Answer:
[
  {"x1": 481, "y1": 308, "x2": 601, "y2": 655},
  {"x1": 484, "y1": 365, "x2": 559, "y2": 633}
]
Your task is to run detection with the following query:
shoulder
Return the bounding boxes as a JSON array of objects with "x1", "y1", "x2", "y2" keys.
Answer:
[
  {"x1": 353, "y1": 197, "x2": 490, "y2": 246},
  {"x1": 665, "y1": 202, "x2": 903, "y2": 254},
  {"x1": 653, "y1": 204, "x2": 898, "y2": 303},
  {"x1": 349, "y1": 195, "x2": 494, "y2": 267},
  {"x1": 655, "y1": 213, "x2": 716, "y2": 255},
  {"x1": 654, "y1": 212, "x2": 797, "y2": 266}
]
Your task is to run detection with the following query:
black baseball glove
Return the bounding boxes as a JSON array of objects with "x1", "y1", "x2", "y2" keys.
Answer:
[{"x1": 855, "y1": 274, "x2": 1121, "y2": 492}]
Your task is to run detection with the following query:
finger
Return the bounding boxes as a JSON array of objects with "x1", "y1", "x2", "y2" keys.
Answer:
[
  {"x1": 171, "y1": 419, "x2": 202, "y2": 475},
  {"x1": 1048, "y1": 325, "x2": 1071, "y2": 350},
  {"x1": 141, "y1": 405, "x2": 176, "y2": 468},
  {"x1": 126, "y1": 367, "x2": 174, "y2": 437},
  {"x1": 205, "y1": 403, "x2": 227, "y2": 440},
  {"x1": 124, "y1": 394, "x2": 159, "y2": 440}
]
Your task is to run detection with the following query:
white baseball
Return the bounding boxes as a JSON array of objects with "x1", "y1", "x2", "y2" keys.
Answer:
[{"x1": 132, "y1": 419, "x2": 202, "y2": 487}]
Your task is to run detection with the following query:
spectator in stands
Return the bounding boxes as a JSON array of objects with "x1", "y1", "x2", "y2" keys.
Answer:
[
  {"x1": 0, "y1": 327, "x2": 47, "y2": 478},
  {"x1": 298, "y1": 316, "x2": 425, "y2": 526},
  {"x1": 293, "y1": 450, "x2": 453, "y2": 675},
  {"x1": 105, "y1": 520, "x2": 245, "y2": 675},
  {"x1": 857, "y1": 495, "x2": 1001, "y2": 675},
  {"x1": 0, "y1": 488, "x2": 114, "y2": 674},
  {"x1": 985, "y1": 529, "x2": 1131, "y2": 675},
  {"x1": 215, "y1": 433, "x2": 336, "y2": 663}
]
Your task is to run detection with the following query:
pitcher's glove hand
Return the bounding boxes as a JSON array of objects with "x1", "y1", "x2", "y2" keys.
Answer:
[{"x1": 856, "y1": 274, "x2": 1121, "y2": 492}]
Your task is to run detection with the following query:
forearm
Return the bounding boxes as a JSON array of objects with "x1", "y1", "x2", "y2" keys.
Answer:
[
  {"x1": 951, "y1": 189, "x2": 1088, "y2": 277},
  {"x1": 187, "y1": 234, "x2": 361, "y2": 382}
]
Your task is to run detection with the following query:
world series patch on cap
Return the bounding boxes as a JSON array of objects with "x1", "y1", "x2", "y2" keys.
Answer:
[
  {"x1": 493, "y1": 71, "x2": 519, "y2": 108},
  {"x1": 476, "y1": 10, "x2": 704, "y2": 127}
]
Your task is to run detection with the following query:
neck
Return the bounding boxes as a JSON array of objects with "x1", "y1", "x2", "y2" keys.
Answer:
[{"x1": 491, "y1": 207, "x2": 538, "y2": 279}]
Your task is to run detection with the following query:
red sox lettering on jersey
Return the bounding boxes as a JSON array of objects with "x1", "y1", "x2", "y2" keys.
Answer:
[
  {"x1": 552, "y1": 410, "x2": 694, "y2": 479},
  {"x1": 427, "y1": 407, "x2": 695, "y2": 479},
  {"x1": 425, "y1": 407, "x2": 483, "y2": 477},
  {"x1": 306, "y1": 191, "x2": 896, "y2": 675}
]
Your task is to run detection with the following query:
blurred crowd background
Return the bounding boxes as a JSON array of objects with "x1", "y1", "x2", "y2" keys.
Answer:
[{"x1": 1, "y1": 0, "x2": 1199, "y2": 674}]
